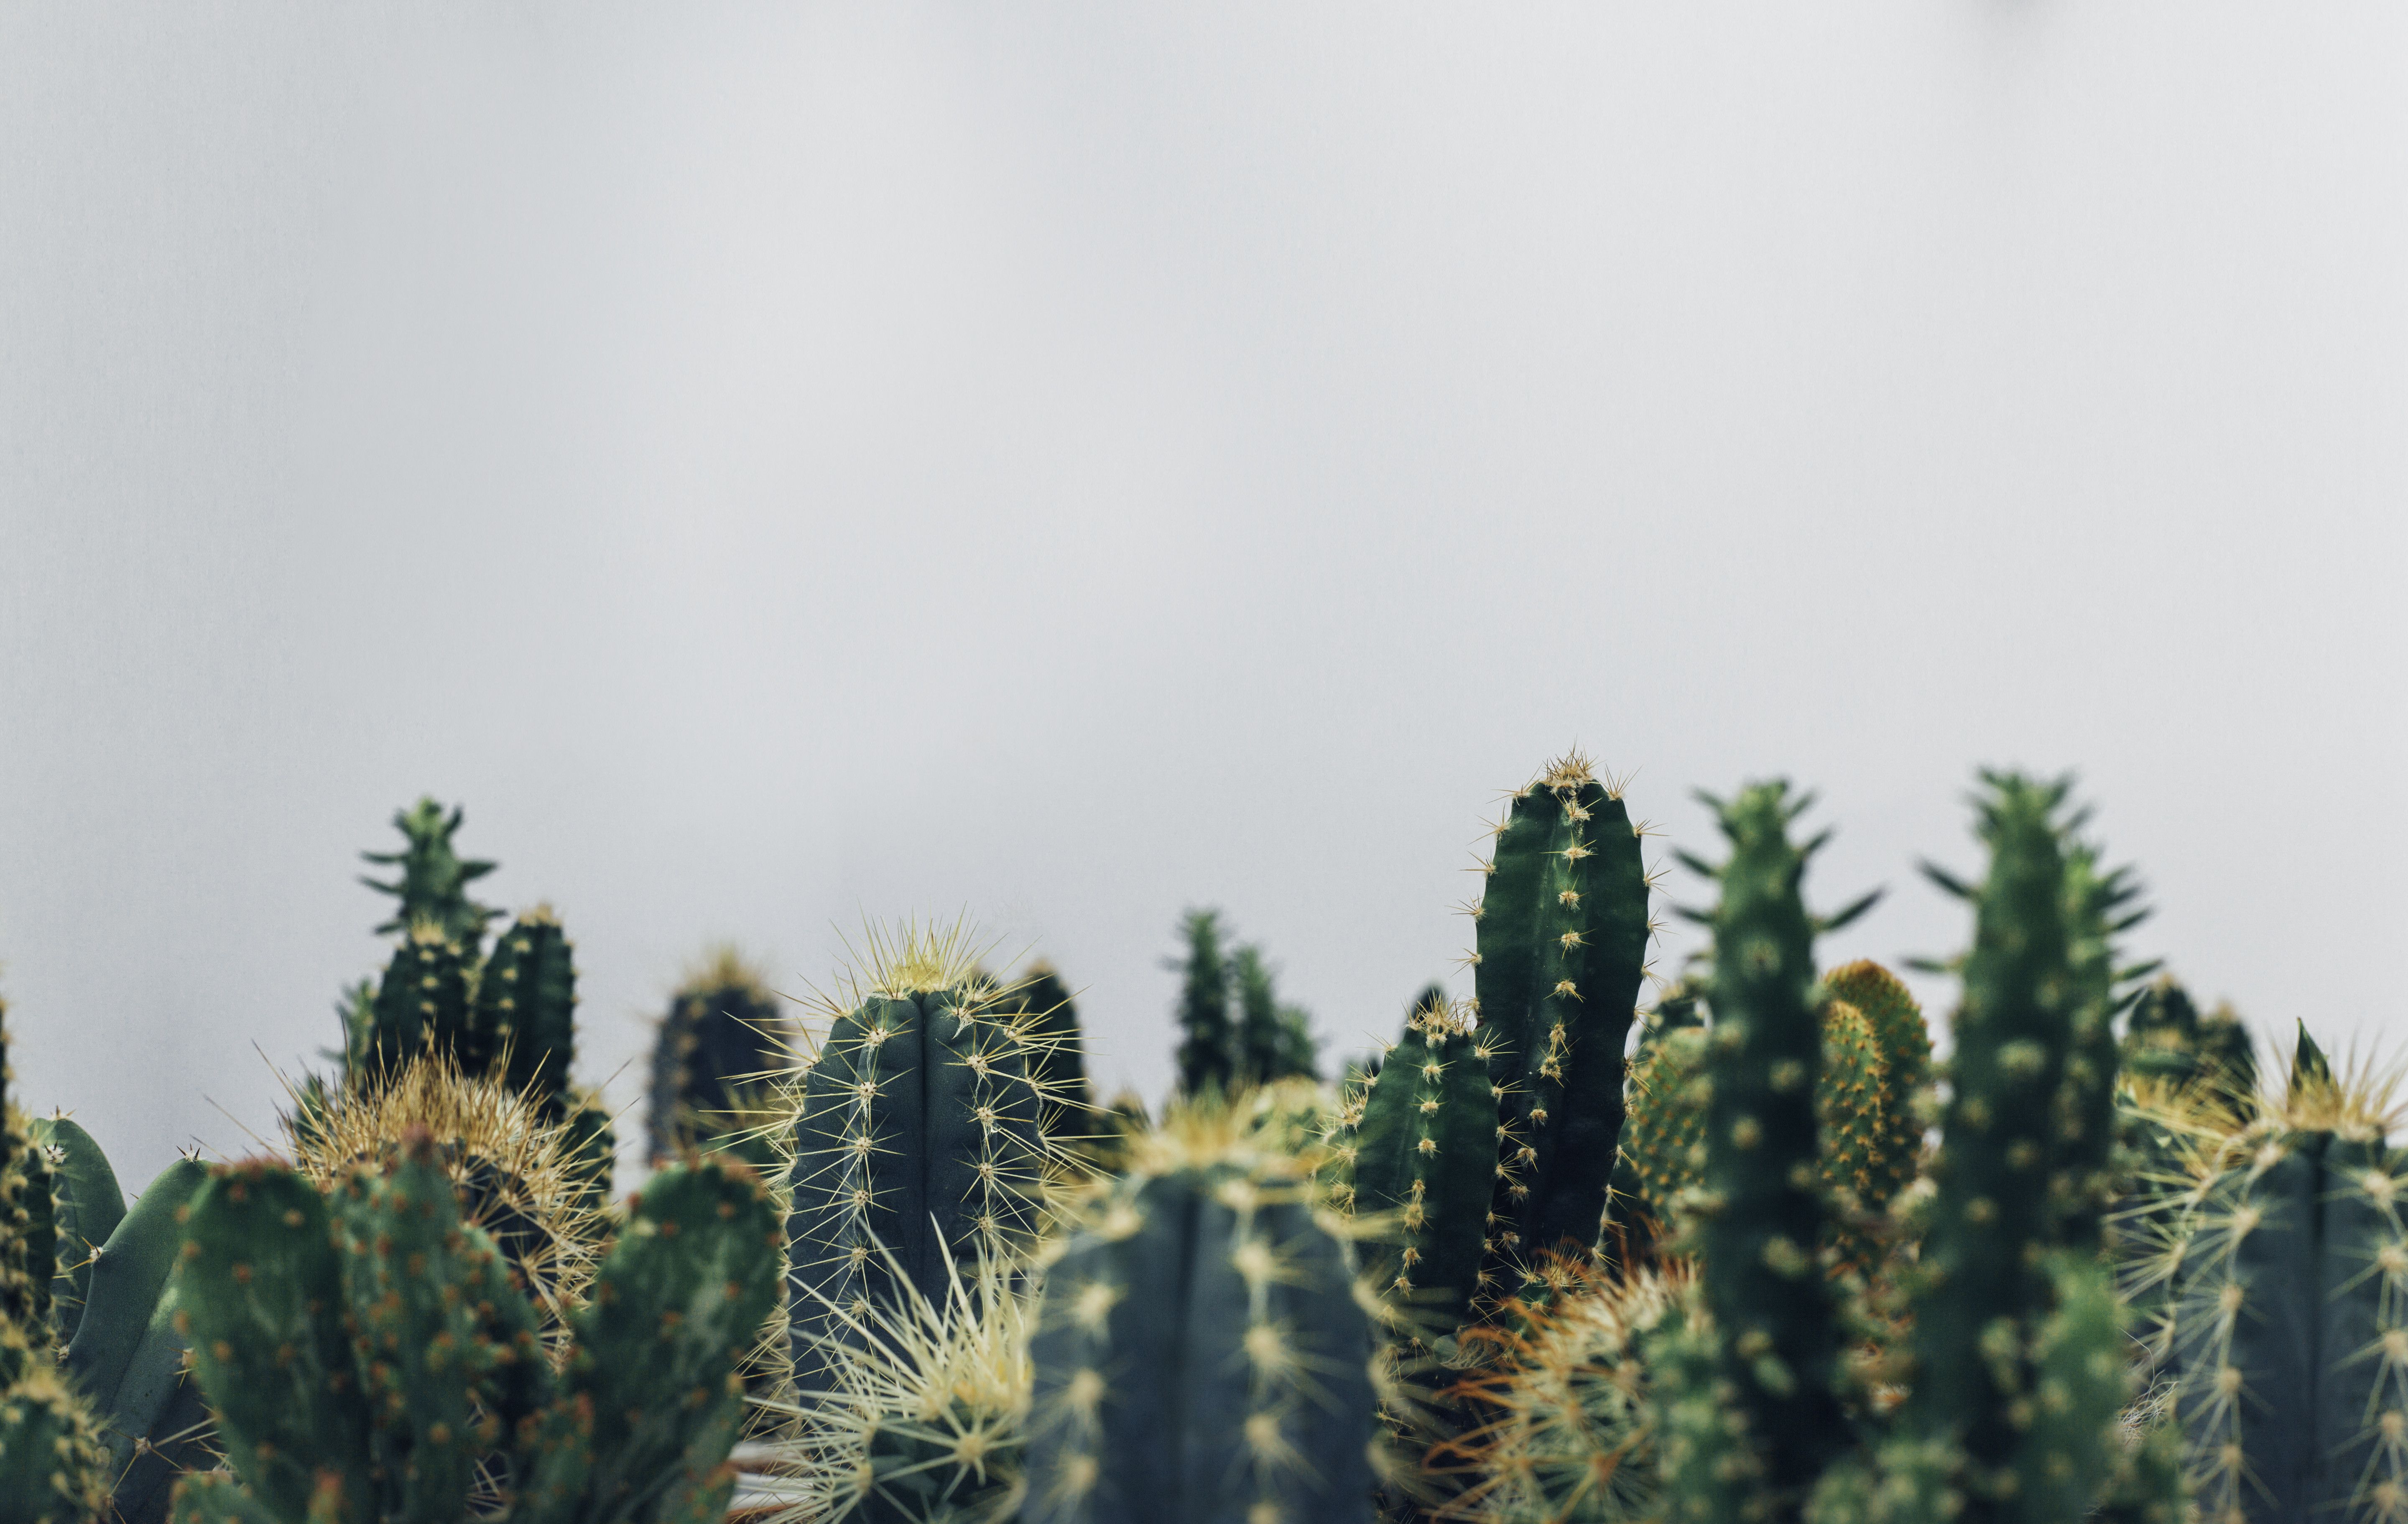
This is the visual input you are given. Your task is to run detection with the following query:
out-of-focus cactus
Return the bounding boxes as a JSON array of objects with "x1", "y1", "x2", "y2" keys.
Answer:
[
  {"x1": 1023, "y1": 1104, "x2": 1380, "y2": 1524},
  {"x1": 1333, "y1": 995, "x2": 1505, "y2": 1329},
  {"x1": 475, "y1": 906, "x2": 581, "y2": 1108},
  {"x1": 1232, "y1": 945, "x2": 1319, "y2": 1089},
  {"x1": 1012, "y1": 964, "x2": 1095, "y2": 1149},
  {"x1": 1656, "y1": 781, "x2": 1865, "y2": 1512},
  {"x1": 2121, "y1": 977, "x2": 2256, "y2": 1116},
  {"x1": 1171, "y1": 910, "x2": 1235, "y2": 1098},
  {"x1": 358, "y1": 796, "x2": 500, "y2": 949},
  {"x1": 171, "y1": 1139, "x2": 781, "y2": 1524},
  {"x1": 783, "y1": 925, "x2": 1071, "y2": 1386},
  {"x1": 350, "y1": 919, "x2": 477, "y2": 1076},
  {"x1": 283, "y1": 1051, "x2": 605, "y2": 1328},
  {"x1": 648, "y1": 947, "x2": 793, "y2": 1170},
  {"x1": 31, "y1": 1116, "x2": 121, "y2": 1345},
  {"x1": 1819, "y1": 960, "x2": 1931, "y2": 1212},
  {"x1": 1471, "y1": 752, "x2": 1652, "y2": 1293},
  {"x1": 2132, "y1": 1027, "x2": 2408, "y2": 1524}
]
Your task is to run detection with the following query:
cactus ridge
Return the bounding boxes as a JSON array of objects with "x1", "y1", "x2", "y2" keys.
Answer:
[
  {"x1": 1470, "y1": 751, "x2": 1653, "y2": 1296},
  {"x1": 1023, "y1": 1103, "x2": 1379, "y2": 1524}
]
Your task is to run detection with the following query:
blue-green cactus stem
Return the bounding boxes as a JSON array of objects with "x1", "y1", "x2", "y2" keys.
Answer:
[
  {"x1": 1473, "y1": 753, "x2": 1651, "y2": 1284},
  {"x1": 474, "y1": 909, "x2": 579, "y2": 1108},
  {"x1": 359, "y1": 798, "x2": 500, "y2": 950},
  {"x1": 175, "y1": 1162, "x2": 377, "y2": 1520},
  {"x1": 785, "y1": 981, "x2": 1051, "y2": 1382},
  {"x1": 1676, "y1": 780, "x2": 1859, "y2": 1510},
  {"x1": 65, "y1": 1158, "x2": 213, "y2": 1524},
  {"x1": 30, "y1": 1117, "x2": 123, "y2": 1345},
  {"x1": 1024, "y1": 1124, "x2": 1378, "y2": 1523}
]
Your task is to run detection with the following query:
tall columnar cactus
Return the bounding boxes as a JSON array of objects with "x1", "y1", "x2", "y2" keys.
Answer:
[
  {"x1": 350, "y1": 919, "x2": 477, "y2": 1075},
  {"x1": 1335, "y1": 996, "x2": 1506, "y2": 1328},
  {"x1": 475, "y1": 906, "x2": 581, "y2": 1106},
  {"x1": 359, "y1": 796, "x2": 501, "y2": 949},
  {"x1": 1023, "y1": 1106, "x2": 1380, "y2": 1524},
  {"x1": 648, "y1": 948, "x2": 793, "y2": 1167},
  {"x1": 784, "y1": 928, "x2": 1067, "y2": 1385},
  {"x1": 2135, "y1": 1029, "x2": 2408, "y2": 1524},
  {"x1": 1658, "y1": 781, "x2": 1867, "y2": 1514},
  {"x1": 1172, "y1": 910, "x2": 1234, "y2": 1098},
  {"x1": 1472, "y1": 752, "x2": 1651, "y2": 1289},
  {"x1": 171, "y1": 1139, "x2": 781, "y2": 1524}
]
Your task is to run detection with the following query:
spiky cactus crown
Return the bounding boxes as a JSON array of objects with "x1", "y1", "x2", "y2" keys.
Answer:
[{"x1": 282, "y1": 1052, "x2": 603, "y2": 1329}]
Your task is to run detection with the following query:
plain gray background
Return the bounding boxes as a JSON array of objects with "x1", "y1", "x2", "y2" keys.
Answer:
[{"x1": 4, "y1": 4, "x2": 2402, "y2": 1198}]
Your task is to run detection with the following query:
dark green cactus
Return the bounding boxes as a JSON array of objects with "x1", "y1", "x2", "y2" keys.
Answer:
[
  {"x1": 172, "y1": 1142, "x2": 780, "y2": 1524},
  {"x1": 1024, "y1": 1109, "x2": 1379, "y2": 1524},
  {"x1": 2139, "y1": 1027, "x2": 2408, "y2": 1524},
  {"x1": 2122, "y1": 977, "x2": 2256, "y2": 1115},
  {"x1": 1659, "y1": 781, "x2": 1865, "y2": 1513},
  {"x1": 1015, "y1": 963, "x2": 1094, "y2": 1144},
  {"x1": 1171, "y1": 910, "x2": 1235, "y2": 1098},
  {"x1": 359, "y1": 797, "x2": 500, "y2": 949},
  {"x1": 477, "y1": 908, "x2": 581, "y2": 1109},
  {"x1": 1336, "y1": 996, "x2": 1505, "y2": 1328},
  {"x1": 352, "y1": 921, "x2": 477, "y2": 1077},
  {"x1": 785, "y1": 952, "x2": 1061, "y2": 1385},
  {"x1": 1472, "y1": 752, "x2": 1652, "y2": 1289},
  {"x1": 647, "y1": 949, "x2": 792, "y2": 1167}
]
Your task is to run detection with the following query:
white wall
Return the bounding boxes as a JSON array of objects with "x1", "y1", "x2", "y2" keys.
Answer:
[{"x1": 3, "y1": 3, "x2": 2401, "y2": 1195}]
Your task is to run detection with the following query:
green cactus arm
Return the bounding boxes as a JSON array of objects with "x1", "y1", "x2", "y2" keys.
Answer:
[
  {"x1": 329, "y1": 1142, "x2": 496, "y2": 1524},
  {"x1": 2007, "y1": 1252, "x2": 2128, "y2": 1524},
  {"x1": 474, "y1": 910, "x2": 579, "y2": 1109},
  {"x1": 174, "y1": 1162, "x2": 375, "y2": 1522},
  {"x1": 166, "y1": 1473, "x2": 282, "y2": 1524},
  {"x1": 1686, "y1": 780, "x2": 1852, "y2": 1509},
  {"x1": 1815, "y1": 998, "x2": 1889, "y2": 1275},
  {"x1": 1908, "y1": 774, "x2": 2079, "y2": 1498},
  {"x1": 1606, "y1": 1024, "x2": 1708, "y2": 1267},
  {"x1": 30, "y1": 1116, "x2": 124, "y2": 1344},
  {"x1": 1820, "y1": 960, "x2": 1930, "y2": 1208},
  {"x1": 555, "y1": 1158, "x2": 781, "y2": 1523},
  {"x1": 1472, "y1": 755, "x2": 1651, "y2": 1283},
  {"x1": 64, "y1": 1158, "x2": 213, "y2": 1519},
  {"x1": 1345, "y1": 999, "x2": 1500, "y2": 1327},
  {"x1": 0, "y1": 1361, "x2": 116, "y2": 1524}
]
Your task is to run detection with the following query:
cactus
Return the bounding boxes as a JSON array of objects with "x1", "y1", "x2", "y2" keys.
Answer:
[
  {"x1": 1023, "y1": 1104, "x2": 1381, "y2": 1524},
  {"x1": 1659, "y1": 780, "x2": 1865, "y2": 1512},
  {"x1": 2131, "y1": 1029, "x2": 2408, "y2": 1524},
  {"x1": 1012, "y1": 964, "x2": 1095, "y2": 1148},
  {"x1": 1471, "y1": 752, "x2": 1652, "y2": 1291},
  {"x1": 283, "y1": 1052, "x2": 605, "y2": 1328},
  {"x1": 2122, "y1": 977, "x2": 2255, "y2": 1115},
  {"x1": 351, "y1": 920, "x2": 478, "y2": 1078},
  {"x1": 359, "y1": 796, "x2": 500, "y2": 949},
  {"x1": 783, "y1": 925, "x2": 1070, "y2": 1387},
  {"x1": 1820, "y1": 960, "x2": 1931, "y2": 1213},
  {"x1": 648, "y1": 947, "x2": 794, "y2": 1168},
  {"x1": 1434, "y1": 1262, "x2": 1686, "y2": 1523},
  {"x1": 171, "y1": 1139, "x2": 781, "y2": 1524},
  {"x1": 774, "y1": 1250, "x2": 1033, "y2": 1524},
  {"x1": 1335, "y1": 996, "x2": 1506, "y2": 1328},
  {"x1": 31, "y1": 1116, "x2": 122, "y2": 1345},
  {"x1": 1171, "y1": 910, "x2": 1235, "y2": 1098},
  {"x1": 476, "y1": 907, "x2": 582, "y2": 1108}
]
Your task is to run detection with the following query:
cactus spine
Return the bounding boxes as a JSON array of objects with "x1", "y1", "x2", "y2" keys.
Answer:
[
  {"x1": 1023, "y1": 1107, "x2": 1379, "y2": 1523},
  {"x1": 173, "y1": 1141, "x2": 781, "y2": 1524},
  {"x1": 783, "y1": 928, "x2": 1065, "y2": 1384},
  {"x1": 1472, "y1": 752, "x2": 1651, "y2": 1289}
]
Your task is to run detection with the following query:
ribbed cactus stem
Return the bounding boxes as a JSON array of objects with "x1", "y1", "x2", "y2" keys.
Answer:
[
  {"x1": 473, "y1": 908, "x2": 579, "y2": 1109},
  {"x1": 1472, "y1": 752, "x2": 1651, "y2": 1290}
]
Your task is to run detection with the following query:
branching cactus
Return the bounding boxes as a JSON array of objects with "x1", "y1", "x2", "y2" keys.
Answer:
[
  {"x1": 2135, "y1": 1028, "x2": 2408, "y2": 1524},
  {"x1": 649, "y1": 948, "x2": 794, "y2": 1167},
  {"x1": 170, "y1": 1138, "x2": 781, "y2": 1524},
  {"x1": 358, "y1": 797, "x2": 501, "y2": 949},
  {"x1": 1470, "y1": 752, "x2": 1652, "y2": 1292},
  {"x1": 1023, "y1": 1106, "x2": 1380, "y2": 1524},
  {"x1": 783, "y1": 925, "x2": 1073, "y2": 1388},
  {"x1": 1331, "y1": 995, "x2": 1505, "y2": 1331}
]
